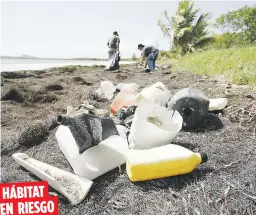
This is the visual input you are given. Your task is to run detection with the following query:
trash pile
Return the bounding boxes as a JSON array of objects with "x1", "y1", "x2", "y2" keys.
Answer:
[{"x1": 12, "y1": 81, "x2": 228, "y2": 205}]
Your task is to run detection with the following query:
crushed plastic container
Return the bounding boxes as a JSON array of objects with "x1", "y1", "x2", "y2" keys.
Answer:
[
  {"x1": 128, "y1": 103, "x2": 183, "y2": 150},
  {"x1": 168, "y1": 88, "x2": 210, "y2": 130},
  {"x1": 135, "y1": 82, "x2": 171, "y2": 107},
  {"x1": 96, "y1": 81, "x2": 116, "y2": 99},
  {"x1": 56, "y1": 113, "x2": 119, "y2": 153},
  {"x1": 110, "y1": 89, "x2": 137, "y2": 115},
  {"x1": 55, "y1": 127, "x2": 129, "y2": 180},
  {"x1": 209, "y1": 98, "x2": 228, "y2": 111},
  {"x1": 126, "y1": 144, "x2": 208, "y2": 182}
]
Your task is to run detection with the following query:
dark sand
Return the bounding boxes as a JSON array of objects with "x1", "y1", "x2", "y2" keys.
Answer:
[{"x1": 1, "y1": 64, "x2": 256, "y2": 214}]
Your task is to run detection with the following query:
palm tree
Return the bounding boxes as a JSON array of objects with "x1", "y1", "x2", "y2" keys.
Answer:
[{"x1": 158, "y1": 0, "x2": 212, "y2": 55}]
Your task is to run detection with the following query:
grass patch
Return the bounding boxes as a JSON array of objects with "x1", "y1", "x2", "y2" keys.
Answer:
[{"x1": 164, "y1": 46, "x2": 256, "y2": 85}]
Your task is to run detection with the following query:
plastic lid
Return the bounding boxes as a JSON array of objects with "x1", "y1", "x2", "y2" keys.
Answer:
[{"x1": 199, "y1": 152, "x2": 208, "y2": 163}]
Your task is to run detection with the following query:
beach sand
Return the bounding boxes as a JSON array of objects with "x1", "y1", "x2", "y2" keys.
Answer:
[{"x1": 1, "y1": 64, "x2": 256, "y2": 214}]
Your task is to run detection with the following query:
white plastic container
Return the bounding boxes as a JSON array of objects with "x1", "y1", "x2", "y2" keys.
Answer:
[
  {"x1": 12, "y1": 153, "x2": 93, "y2": 206},
  {"x1": 209, "y1": 98, "x2": 228, "y2": 111},
  {"x1": 128, "y1": 103, "x2": 183, "y2": 150},
  {"x1": 116, "y1": 83, "x2": 139, "y2": 92},
  {"x1": 55, "y1": 125, "x2": 129, "y2": 180},
  {"x1": 135, "y1": 82, "x2": 171, "y2": 107},
  {"x1": 96, "y1": 81, "x2": 116, "y2": 99}
]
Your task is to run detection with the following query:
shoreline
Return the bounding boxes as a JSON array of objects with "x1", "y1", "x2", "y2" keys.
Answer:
[{"x1": 1, "y1": 62, "x2": 137, "y2": 73}]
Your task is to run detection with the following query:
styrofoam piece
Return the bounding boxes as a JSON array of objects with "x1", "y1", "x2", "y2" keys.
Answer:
[
  {"x1": 12, "y1": 153, "x2": 93, "y2": 206},
  {"x1": 135, "y1": 82, "x2": 171, "y2": 107},
  {"x1": 128, "y1": 103, "x2": 183, "y2": 149},
  {"x1": 209, "y1": 98, "x2": 228, "y2": 111},
  {"x1": 55, "y1": 126, "x2": 129, "y2": 180}
]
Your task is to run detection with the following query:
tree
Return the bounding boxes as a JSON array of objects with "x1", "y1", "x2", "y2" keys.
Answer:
[
  {"x1": 216, "y1": 5, "x2": 256, "y2": 43},
  {"x1": 158, "y1": 0, "x2": 212, "y2": 55}
]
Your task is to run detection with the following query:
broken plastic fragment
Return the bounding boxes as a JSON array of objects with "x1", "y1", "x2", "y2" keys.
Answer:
[{"x1": 12, "y1": 153, "x2": 93, "y2": 206}]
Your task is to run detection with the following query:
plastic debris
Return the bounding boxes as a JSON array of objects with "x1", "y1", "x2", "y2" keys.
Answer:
[
  {"x1": 128, "y1": 103, "x2": 183, "y2": 149},
  {"x1": 116, "y1": 125, "x2": 130, "y2": 141},
  {"x1": 55, "y1": 128, "x2": 129, "y2": 180},
  {"x1": 110, "y1": 89, "x2": 137, "y2": 115},
  {"x1": 96, "y1": 81, "x2": 116, "y2": 100},
  {"x1": 209, "y1": 98, "x2": 228, "y2": 111},
  {"x1": 56, "y1": 113, "x2": 119, "y2": 153},
  {"x1": 117, "y1": 106, "x2": 138, "y2": 128},
  {"x1": 116, "y1": 83, "x2": 139, "y2": 92},
  {"x1": 12, "y1": 153, "x2": 93, "y2": 205},
  {"x1": 168, "y1": 88, "x2": 210, "y2": 130},
  {"x1": 135, "y1": 82, "x2": 171, "y2": 107},
  {"x1": 105, "y1": 51, "x2": 120, "y2": 71},
  {"x1": 126, "y1": 144, "x2": 208, "y2": 182}
]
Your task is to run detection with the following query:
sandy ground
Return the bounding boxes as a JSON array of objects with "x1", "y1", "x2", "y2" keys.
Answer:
[{"x1": 1, "y1": 64, "x2": 256, "y2": 215}]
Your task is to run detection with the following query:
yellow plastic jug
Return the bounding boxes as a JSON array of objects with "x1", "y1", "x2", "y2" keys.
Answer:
[{"x1": 126, "y1": 144, "x2": 208, "y2": 182}]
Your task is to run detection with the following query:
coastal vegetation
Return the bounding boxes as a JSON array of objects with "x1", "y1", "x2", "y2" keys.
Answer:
[{"x1": 158, "y1": 0, "x2": 256, "y2": 85}]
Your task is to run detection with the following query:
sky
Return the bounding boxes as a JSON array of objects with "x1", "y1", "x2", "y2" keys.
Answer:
[{"x1": 1, "y1": 1, "x2": 256, "y2": 59}]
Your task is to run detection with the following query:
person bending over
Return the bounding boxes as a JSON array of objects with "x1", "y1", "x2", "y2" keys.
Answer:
[{"x1": 138, "y1": 44, "x2": 159, "y2": 73}]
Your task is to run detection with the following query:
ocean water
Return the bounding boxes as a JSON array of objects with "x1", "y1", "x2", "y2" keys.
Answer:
[{"x1": 1, "y1": 58, "x2": 134, "y2": 72}]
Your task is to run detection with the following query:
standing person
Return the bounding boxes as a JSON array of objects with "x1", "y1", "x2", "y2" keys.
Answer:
[
  {"x1": 107, "y1": 31, "x2": 120, "y2": 59},
  {"x1": 138, "y1": 44, "x2": 159, "y2": 73}
]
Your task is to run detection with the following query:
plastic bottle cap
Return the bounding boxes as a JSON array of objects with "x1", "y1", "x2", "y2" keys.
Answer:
[{"x1": 199, "y1": 152, "x2": 208, "y2": 163}]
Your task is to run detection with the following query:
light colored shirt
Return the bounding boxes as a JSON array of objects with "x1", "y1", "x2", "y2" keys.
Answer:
[{"x1": 141, "y1": 45, "x2": 156, "y2": 57}]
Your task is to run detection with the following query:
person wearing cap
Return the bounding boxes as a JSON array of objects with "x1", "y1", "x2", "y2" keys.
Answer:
[
  {"x1": 138, "y1": 44, "x2": 159, "y2": 73},
  {"x1": 107, "y1": 31, "x2": 120, "y2": 59}
]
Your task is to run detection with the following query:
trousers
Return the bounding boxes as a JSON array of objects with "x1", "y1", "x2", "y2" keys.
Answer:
[{"x1": 146, "y1": 49, "x2": 159, "y2": 70}]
